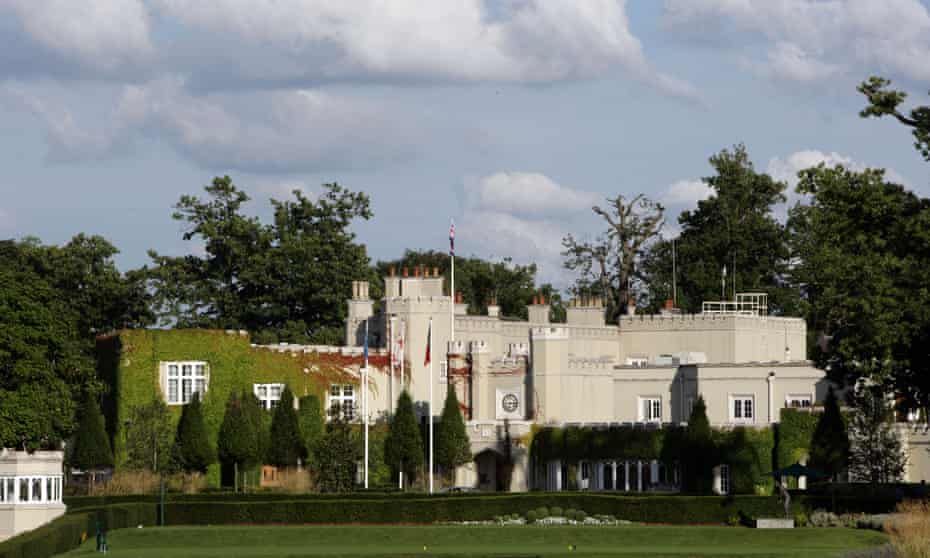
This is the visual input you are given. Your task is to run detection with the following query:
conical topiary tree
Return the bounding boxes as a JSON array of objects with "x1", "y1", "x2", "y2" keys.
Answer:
[
  {"x1": 384, "y1": 390, "x2": 423, "y2": 489},
  {"x1": 298, "y1": 394, "x2": 325, "y2": 469},
  {"x1": 267, "y1": 386, "x2": 306, "y2": 468},
  {"x1": 316, "y1": 404, "x2": 359, "y2": 492},
  {"x1": 71, "y1": 392, "x2": 113, "y2": 491},
  {"x1": 683, "y1": 395, "x2": 716, "y2": 493},
  {"x1": 174, "y1": 392, "x2": 213, "y2": 474},
  {"x1": 809, "y1": 386, "x2": 849, "y2": 481},
  {"x1": 436, "y1": 387, "x2": 471, "y2": 483},
  {"x1": 217, "y1": 391, "x2": 259, "y2": 490}
]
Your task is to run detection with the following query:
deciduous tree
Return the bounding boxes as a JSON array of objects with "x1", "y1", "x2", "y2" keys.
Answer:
[
  {"x1": 848, "y1": 386, "x2": 907, "y2": 484},
  {"x1": 563, "y1": 194, "x2": 664, "y2": 322},
  {"x1": 125, "y1": 397, "x2": 174, "y2": 473}
]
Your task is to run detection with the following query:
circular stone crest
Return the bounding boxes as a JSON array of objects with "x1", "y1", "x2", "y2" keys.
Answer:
[{"x1": 502, "y1": 393, "x2": 519, "y2": 413}]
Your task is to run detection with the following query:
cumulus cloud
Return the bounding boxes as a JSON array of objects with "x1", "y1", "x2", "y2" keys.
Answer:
[
  {"x1": 459, "y1": 171, "x2": 601, "y2": 285},
  {"x1": 149, "y1": 0, "x2": 695, "y2": 97},
  {"x1": 4, "y1": 77, "x2": 416, "y2": 172},
  {"x1": 1, "y1": 0, "x2": 153, "y2": 74},
  {"x1": 464, "y1": 172, "x2": 600, "y2": 218},
  {"x1": 767, "y1": 149, "x2": 910, "y2": 188},
  {"x1": 662, "y1": 179, "x2": 713, "y2": 206},
  {"x1": 663, "y1": 0, "x2": 930, "y2": 84}
]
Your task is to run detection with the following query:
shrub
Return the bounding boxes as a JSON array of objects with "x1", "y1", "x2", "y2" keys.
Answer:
[
  {"x1": 536, "y1": 506, "x2": 549, "y2": 518},
  {"x1": 886, "y1": 500, "x2": 930, "y2": 558},
  {"x1": 809, "y1": 509, "x2": 841, "y2": 528},
  {"x1": 550, "y1": 506, "x2": 563, "y2": 517},
  {"x1": 525, "y1": 510, "x2": 538, "y2": 523},
  {"x1": 794, "y1": 510, "x2": 809, "y2": 527}
]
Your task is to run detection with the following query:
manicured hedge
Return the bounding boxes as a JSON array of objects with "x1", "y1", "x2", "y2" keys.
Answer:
[{"x1": 0, "y1": 504, "x2": 155, "y2": 558}]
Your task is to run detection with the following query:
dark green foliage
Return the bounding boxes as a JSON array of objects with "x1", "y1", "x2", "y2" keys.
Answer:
[
  {"x1": 217, "y1": 392, "x2": 259, "y2": 473},
  {"x1": 562, "y1": 194, "x2": 665, "y2": 322},
  {"x1": 315, "y1": 409, "x2": 358, "y2": 492},
  {"x1": 683, "y1": 396, "x2": 715, "y2": 493},
  {"x1": 848, "y1": 387, "x2": 907, "y2": 483},
  {"x1": 298, "y1": 394, "x2": 325, "y2": 468},
  {"x1": 174, "y1": 393, "x2": 214, "y2": 474},
  {"x1": 777, "y1": 409, "x2": 819, "y2": 470},
  {"x1": 375, "y1": 250, "x2": 548, "y2": 320},
  {"x1": 124, "y1": 397, "x2": 174, "y2": 473},
  {"x1": 384, "y1": 391, "x2": 423, "y2": 484},
  {"x1": 641, "y1": 145, "x2": 795, "y2": 315},
  {"x1": 267, "y1": 387, "x2": 307, "y2": 467},
  {"x1": 147, "y1": 177, "x2": 373, "y2": 344},
  {"x1": 717, "y1": 427, "x2": 774, "y2": 495},
  {"x1": 859, "y1": 76, "x2": 930, "y2": 162},
  {"x1": 809, "y1": 387, "x2": 849, "y2": 480},
  {"x1": 241, "y1": 391, "x2": 270, "y2": 466},
  {"x1": 436, "y1": 388, "x2": 471, "y2": 479},
  {"x1": 789, "y1": 164, "x2": 930, "y2": 408},
  {"x1": 71, "y1": 393, "x2": 114, "y2": 471}
]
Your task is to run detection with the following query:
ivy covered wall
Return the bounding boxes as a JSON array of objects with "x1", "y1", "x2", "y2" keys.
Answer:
[{"x1": 97, "y1": 329, "x2": 381, "y2": 485}]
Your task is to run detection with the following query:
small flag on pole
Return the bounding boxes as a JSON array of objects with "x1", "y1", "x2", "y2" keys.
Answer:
[
  {"x1": 424, "y1": 320, "x2": 431, "y2": 366},
  {"x1": 449, "y1": 220, "x2": 455, "y2": 256}
]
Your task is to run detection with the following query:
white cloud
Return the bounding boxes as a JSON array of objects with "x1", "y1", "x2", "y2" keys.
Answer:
[
  {"x1": 2, "y1": 0, "x2": 153, "y2": 73},
  {"x1": 465, "y1": 172, "x2": 600, "y2": 217},
  {"x1": 459, "y1": 171, "x2": 602, "y2": 286},
  {"x1": 766, "y1": 149, "x2": 910, "y2": 188},
  {"x1": 662, "y1": 179, "x2": 713, "y2": 206},
  {"x1": 150, "y1": 0, "x2": 695, "y2": 97},
  {"x1": 663, "y1": 0, "x2": 930, "y2": 83},
  {"x1": 4, "y1": 77, "x2": 416, "y2": 172}
]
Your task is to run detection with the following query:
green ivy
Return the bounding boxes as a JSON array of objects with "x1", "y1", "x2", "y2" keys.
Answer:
[
  {"x1": 98, "y1": 329, "x2": 359, "y2": 487},
  {"x1": 777, "y1": 409, "x2": 819, "y2": 469}
]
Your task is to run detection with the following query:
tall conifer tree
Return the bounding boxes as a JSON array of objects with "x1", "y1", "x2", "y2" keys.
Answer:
[
  {"x1": 174, "y1": 392, "x2": 213, "y2": 474},
  {"x1": 809, "y1": 387, "x2": 849, "y2": 480},
  {"x1": 71, "y1": 392, "x2": 114, "y2": 490},
  {"x1": 436, "y1": 387, "x2": 471, "y2": 482},
  {"x1": 267, "y1": 387, "x2": 306, "y2": 467},
  {"x1": 384, "y1": 391, "x2": 423, "y2": 487}
]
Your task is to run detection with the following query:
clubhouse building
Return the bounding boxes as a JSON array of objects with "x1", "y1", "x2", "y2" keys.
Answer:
[{"x1": 96, "y1": 267, "x2": 930, "y2": 493}]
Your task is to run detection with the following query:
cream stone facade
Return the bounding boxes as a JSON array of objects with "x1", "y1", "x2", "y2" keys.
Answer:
[
  {"x1": 334, "y1": 269, "x2": 929, "y2": 491},
  {"x1": 0, "y1": 450, "x2": 66, "y2": 542}
]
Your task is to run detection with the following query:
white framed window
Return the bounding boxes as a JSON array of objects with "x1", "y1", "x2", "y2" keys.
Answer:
[
  {"x1": 254, "y1": 383, "x2": 285, "y2": 410},
  {"x1": 625, "y1": 357, "x2": 648, "y2": 368},
  {"x1": 440, "y1": 360, "x2": 448, "y2": 384},
  {"x1": 785, "y1": 394, "x2": 812, "y2": 409},
  {"x1": 165, "y1": 361, "x2": 208, "y2": 405},
  {"x1": 329, "y1": 384, "x2": 356, "y2": 421},
  {"x1": 639, "y1": 397, "x2": 662, "y2": 422},
  {"x1": 730, "y1": 395, "x2": 755, "y2": 422},
  {"x1": 719, "y1": 464, "x2": 730, "y2": 494}
]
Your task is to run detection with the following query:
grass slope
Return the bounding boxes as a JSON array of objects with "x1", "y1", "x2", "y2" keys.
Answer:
[{"x1": 58, "y1": 525, "x2": 886, "y2": 558}]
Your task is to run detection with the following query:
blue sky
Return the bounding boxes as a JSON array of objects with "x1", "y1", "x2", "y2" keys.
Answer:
[{"x1": 1, "y1": 0, "x2": 928, "y2": 286}]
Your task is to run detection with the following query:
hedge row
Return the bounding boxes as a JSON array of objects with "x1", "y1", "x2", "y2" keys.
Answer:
[
  {"x1": 1, "y1": 493, "x2": 903, "y2": 558},
  {"x1": 0, "y1": 504, "x2": 155, "y2": 558}
]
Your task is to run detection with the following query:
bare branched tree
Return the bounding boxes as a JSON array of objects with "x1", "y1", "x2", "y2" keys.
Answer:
[{"x1": 562, "y1": 194, "x2": 664, "y2": 323}]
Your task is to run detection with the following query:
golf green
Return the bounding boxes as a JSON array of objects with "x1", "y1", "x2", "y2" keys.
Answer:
[{"x1": 56, "y1": 524, "x2": 887, "y2": 557}]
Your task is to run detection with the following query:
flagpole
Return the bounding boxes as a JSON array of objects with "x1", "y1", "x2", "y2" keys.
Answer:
[
  {"x1": 428, "y1": 317, "x2": 434, "y2": 494},
  {"x1": 389, "y1": 316, "x2": 394, "y2": 414},
  {"x1": 399, "y1": 318, "x2": 405, "y2": 491},
  {"x1": 364, "y1": 320, "x2": 369, "y2": 490},
  {"x1": 450, "y1": 220, "x2": 455, "y2": 346}
]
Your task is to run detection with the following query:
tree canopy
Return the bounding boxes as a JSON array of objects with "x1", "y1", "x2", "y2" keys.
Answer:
[
  {"x1": 173, "y1": 392, "x2": 214, "y2": 474},
  {"x1": 267, "y1": 387, "x2": 307, "y2": 467},
  {"x1": 147, "y1": 177, "x2": 373, "y2": 344},
  {"x1": 436, "y1": 387, "x2": 471, "y2": 480},
  {"x1": 384, "y1": 391, "x2": 423, "y2": 486},
  {"x1": 70, "y1": 393, "x2": 114, "y2": 472},
  {"x1": 642, "y1": 145, "x2": 794, "y2": 315},
  {"x1": 789, "y1": 164, "x2": 930, "y2": 409},
  {"x1": 859, "y1": 76, "x2": 930, "y2": 163}
]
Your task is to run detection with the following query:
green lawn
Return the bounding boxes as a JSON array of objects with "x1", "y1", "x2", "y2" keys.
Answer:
[{"x1": 56, "y1": 525, "x2": 887, "y2": 558}]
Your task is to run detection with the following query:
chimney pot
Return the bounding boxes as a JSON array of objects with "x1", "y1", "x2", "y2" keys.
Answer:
[
  {"x1": 414, "y1": 266, "x2": 420, "y2": 277},
  {"x1": 433, "y1": 266, "x2": 439, "y2": 277},
  {"x1": 532, "y1": 295, "x2": 538, "y2": 305},
  {"x1": 664, "y1": 299, "x2": 674, "y2": 310},
  {"x1": 402, "y1": 267, "x2": 409, "y2": 277},
  {"x1": 389, "y1": 266, "x2": 395, "y2": 277},
  {"x1": 540, "y1": 295, "x2": 546, "y2": 305}
]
